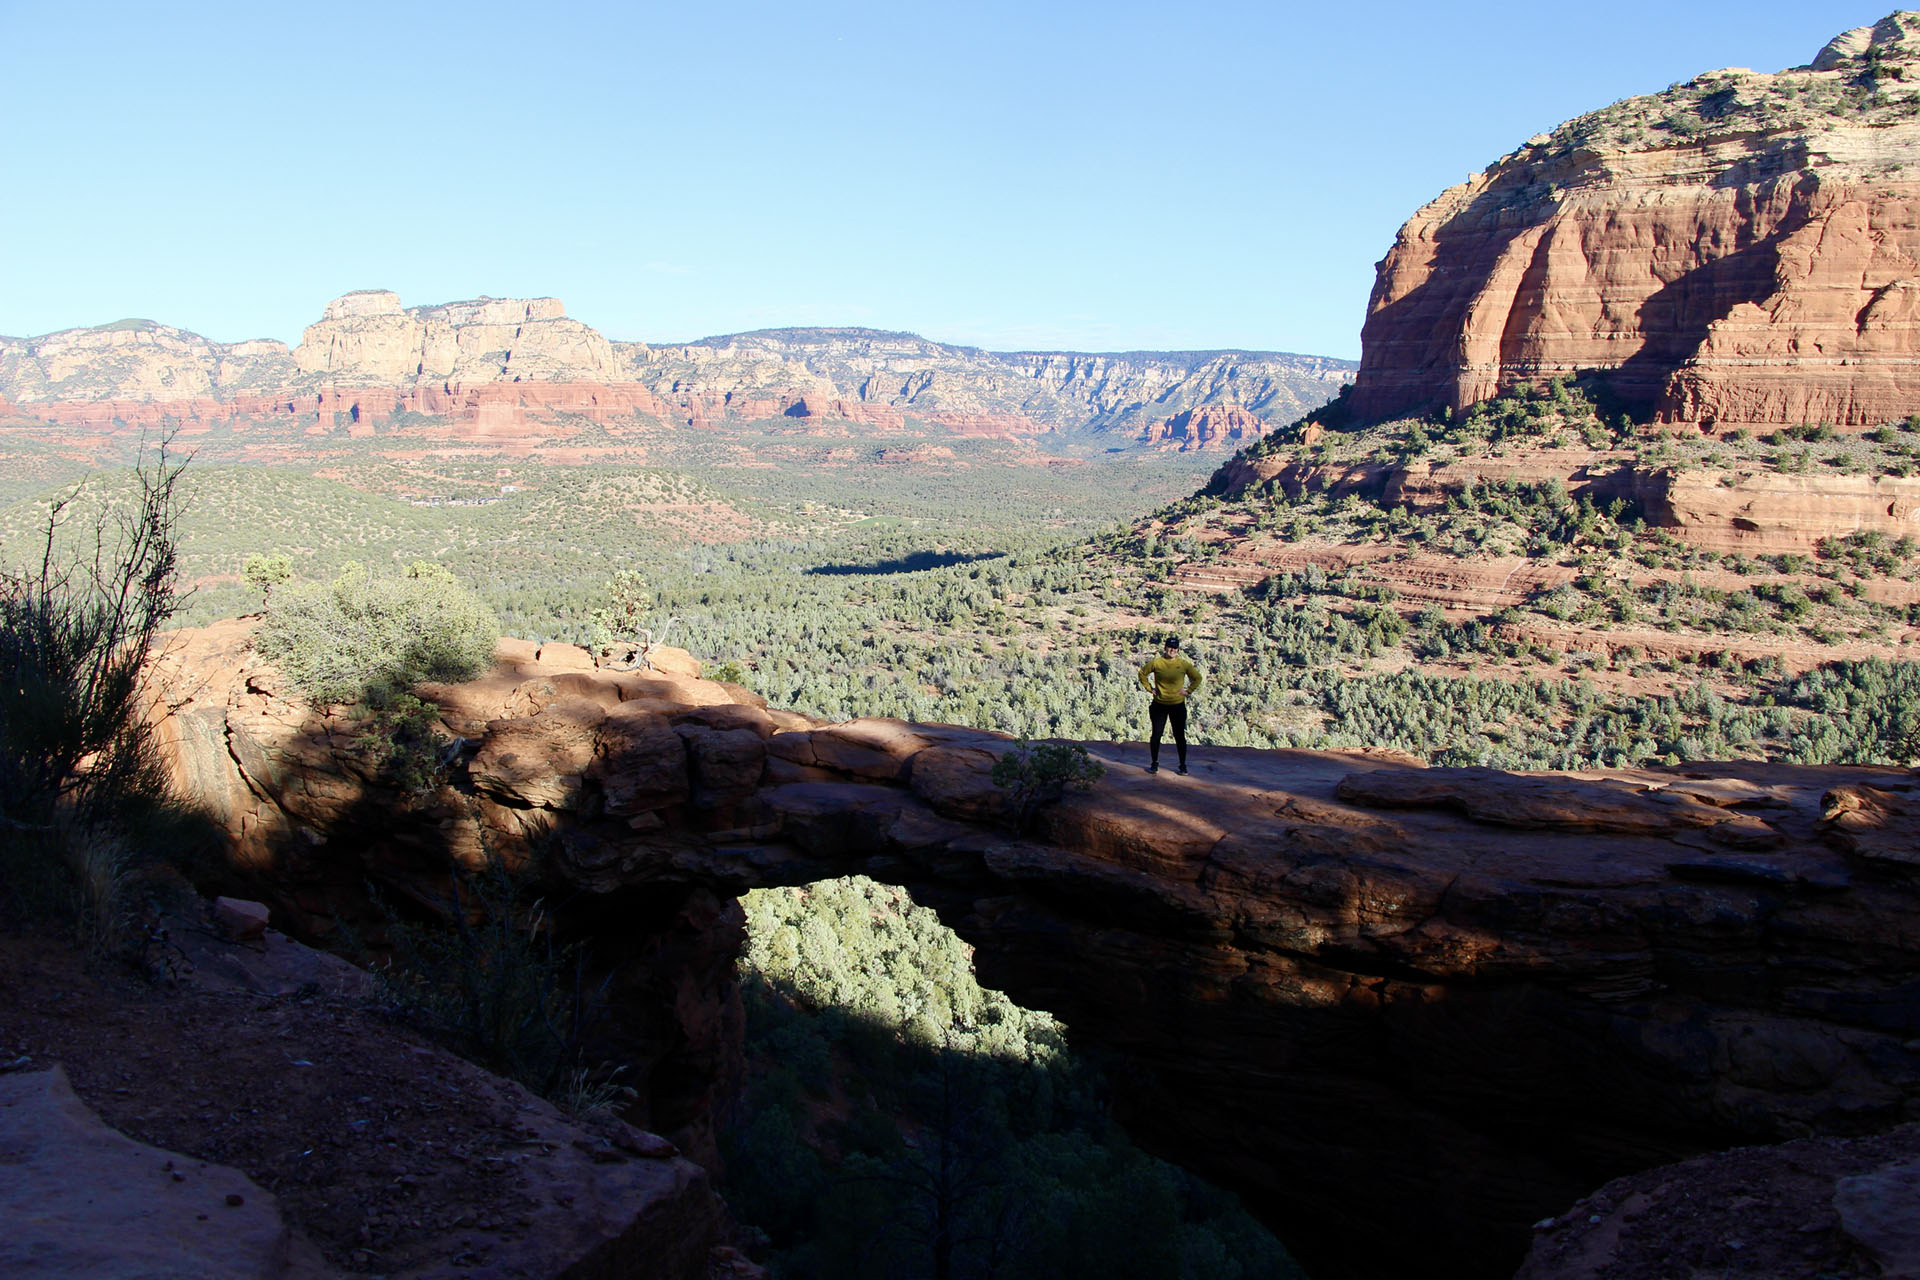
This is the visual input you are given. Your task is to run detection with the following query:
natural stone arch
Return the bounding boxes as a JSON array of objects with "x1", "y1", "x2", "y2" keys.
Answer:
[{"x1": 151, "y1": 623, "x2": 1920, "y2": 1280}]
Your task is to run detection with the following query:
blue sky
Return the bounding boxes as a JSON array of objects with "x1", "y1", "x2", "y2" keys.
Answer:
[{"x1": 0, "y1": 1, "x2": 1874, "y2": 358}]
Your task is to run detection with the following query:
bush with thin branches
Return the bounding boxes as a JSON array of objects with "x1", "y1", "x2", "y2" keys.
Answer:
[
  {"x1": 0, "y1": 441, "x2": 206, "y2": 951},
  {"x1": 371, "y1": 850, "x2": 626, "y2": 1112}
]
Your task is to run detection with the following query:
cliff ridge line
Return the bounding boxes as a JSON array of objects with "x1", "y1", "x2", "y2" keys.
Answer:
[{"x1": 0, "y1": 293, "x2": 1354, "y2": 450}]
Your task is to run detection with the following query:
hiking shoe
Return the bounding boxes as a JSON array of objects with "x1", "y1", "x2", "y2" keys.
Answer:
[{"x1": 1146, "y1": 763, "x2": 1159, "y2": 774}]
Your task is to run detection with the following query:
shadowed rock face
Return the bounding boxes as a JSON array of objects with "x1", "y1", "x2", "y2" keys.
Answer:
[
  {"x1": 151, "y1": 622, "x2": 1920, "y2": 1280},
  {"x1": 1514, "y1": 1121, "x2": 1920, "y2": 1280},
  {"x1": 1353, "y1": 14, "x2": 1920, "y2": 431}
]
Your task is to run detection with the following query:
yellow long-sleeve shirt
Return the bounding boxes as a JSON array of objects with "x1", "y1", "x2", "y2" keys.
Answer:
[{"x1": 1138, "y1": 655, "x2": 1202, "y2": 704}]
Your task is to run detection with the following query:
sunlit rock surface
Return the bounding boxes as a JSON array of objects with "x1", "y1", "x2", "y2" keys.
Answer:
[{"x1": 1354, "y1": 13, "x2": 1920, "y2": 431}]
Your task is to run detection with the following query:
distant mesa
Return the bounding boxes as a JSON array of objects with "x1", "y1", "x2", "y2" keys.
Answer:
[
  {"x1": 292, "y1": 291, "x2": 620, "y2": 384},
  {"x1": 1352, "y1": 10, "x2": 1920, "y2": 432},
  {"x1": 0, "y1": 290, "x2": 1353, "y2": 452},
  {"x1": 319, "y1": 290, "x2": 404, "y2": 320}
]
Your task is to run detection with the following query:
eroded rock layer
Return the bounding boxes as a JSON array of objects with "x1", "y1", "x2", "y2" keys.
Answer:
[
  {"x1": 1354, "y1": 13, "x2": 1920, "y2": 431},
  {"x1": 149, "y1": 622, "x2": 1920, "y2": 1279},
  {"x1": 1206, "y1": 439, "x2": 1920, "y2": 555}
]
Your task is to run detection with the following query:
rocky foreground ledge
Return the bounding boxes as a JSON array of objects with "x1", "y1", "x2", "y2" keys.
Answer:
[{"x1": 150, "y1": 621, "x2": 1920, "y2": 1280}]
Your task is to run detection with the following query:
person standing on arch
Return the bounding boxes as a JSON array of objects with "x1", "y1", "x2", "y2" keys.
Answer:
[{"x1": 1138, "y1": 633, "x2": 1202, "y2": 774}]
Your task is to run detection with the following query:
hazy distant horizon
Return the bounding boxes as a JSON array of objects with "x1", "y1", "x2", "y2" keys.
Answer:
[
  {"x1": 0, "y1": 0, "x2": 1870, "y2": 360},
  {"x1": 0, "y1": 301, "x2": 1365, "y2": 366}
]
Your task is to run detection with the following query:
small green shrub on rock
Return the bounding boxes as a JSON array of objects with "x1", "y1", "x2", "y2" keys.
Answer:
[
  {"x1": 254, "y1": 560, "x2": 499, "y2": 705},
  {"x1": 240, "y1": 551, "x2": 292, "y2": 604},
  {"x1": 991, "y1": 737, "x2": 1105, "y2": 834},
  {"x1": 350, "y1": 693, "x2": 451, "y2": 793},
  {"x1": 584, "y1": 569, "x2": 652, "y2": 657}
]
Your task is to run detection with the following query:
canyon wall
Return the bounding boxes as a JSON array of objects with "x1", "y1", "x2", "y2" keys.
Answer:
[
  {"x1": 1353, "y1": 13, "x2": 1920, "y2": 432},
  {"x1": 0, "y1": 297, "x2": 1353, "y2": 452},
  {"x1": 150, "y1": 622, "x2": 1920, "y2": 1280}
]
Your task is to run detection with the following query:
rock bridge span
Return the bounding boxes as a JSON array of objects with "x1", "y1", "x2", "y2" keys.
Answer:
[{"x1": 152, "y1": 622, "x2": 1920, "y2": 1280}]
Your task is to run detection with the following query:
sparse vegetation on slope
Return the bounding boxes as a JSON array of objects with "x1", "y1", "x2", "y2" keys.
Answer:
[
  {"x1": 368, "y1": 851, "x2": 634, "y2": 1115},
  {"x1": 1545, "y1": 47, "x2": 1920, "y2": 156}
]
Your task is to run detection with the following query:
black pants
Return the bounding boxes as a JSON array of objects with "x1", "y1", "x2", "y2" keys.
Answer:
[{"x1": 1148, "y1": 701, "x2": 1187, "y2": 766}]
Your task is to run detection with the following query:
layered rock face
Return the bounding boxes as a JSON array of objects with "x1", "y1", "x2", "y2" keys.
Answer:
[
  {"x1": 1354, "y1": 13, "x2": 1920, "y2": 431},
  {"x1": 1138, "y1": 403, "x2": 1270, "y2": 450},
  {"x1": 151, "y1": 622, "x2": 1920, "y2": 1280},
  {"x1": 1207, "y1": 440, "x2": 1920, "y2": 555},
  {"x1": 0, "y1": 300, "x2": 1352, "y2": 450}
]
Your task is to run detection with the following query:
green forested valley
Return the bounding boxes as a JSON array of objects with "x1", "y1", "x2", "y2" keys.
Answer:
[{"x1": 8, "y1": 394, "x2": 1920, "y2": 772}]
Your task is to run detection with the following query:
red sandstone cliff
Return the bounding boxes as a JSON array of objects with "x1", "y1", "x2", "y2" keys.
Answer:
[{"x1": 1354, "y1": 13, "x2": 1920, "y2": 432}]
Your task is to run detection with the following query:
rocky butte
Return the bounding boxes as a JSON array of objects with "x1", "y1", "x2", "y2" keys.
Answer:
[
  {"x1": 150, "y1": 622, "x2": 1920, "y2": 1280},
  {"x1": 0, "y1": 291, "x2": 1353, "y2": 452},
  {"x1": 1353, "y1": 12, "x2": 1920, "y2": 431}
]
